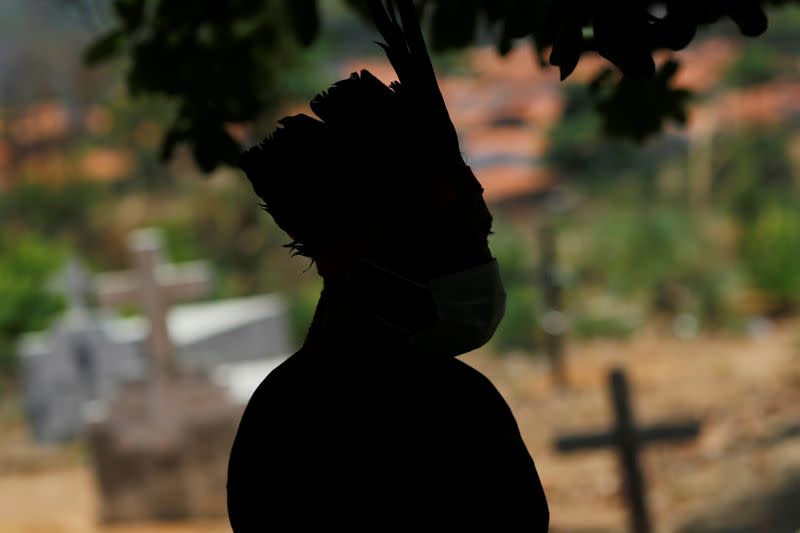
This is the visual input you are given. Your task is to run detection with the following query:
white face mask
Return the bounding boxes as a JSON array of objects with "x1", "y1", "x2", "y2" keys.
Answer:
[{"x1": 362, "y1": 258, "x2": 507, "y2": 358}]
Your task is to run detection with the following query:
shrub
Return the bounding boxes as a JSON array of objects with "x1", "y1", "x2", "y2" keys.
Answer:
[
  {"x1": 582, "y1": 206, "x2": 703, "y2": 297},
  {"x1": 724, "y1": 43, "x2": 782, "y2": 87},
  {"x1": 574, "y1": 205, "x2": 741, "y2": 330},
  {"x1": 740, "y1": 204, "x2": 800, "y2": 313},
  {"x1": 489, "y1": 226, "x2": 540, "y2": 354},
  {"x1": 571, "y1": 314, "x2": 637, "y2": 340},
  {"x1": 493, "y1": 286, "x2": 540, "y2": 353},
  {"x1": 0, "y1": 234, "x2": 66, "y2": 374}
]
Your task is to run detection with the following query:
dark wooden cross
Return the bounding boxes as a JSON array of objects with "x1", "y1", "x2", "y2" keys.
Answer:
[
  {"x1": 93, "y1": 228, "x2": 211, "y2": 380},
  {"x1": 538, "y1": 223, "x2": 567, "y2": 387},
  {"x1": 554, "y1": 368, "x2": 700, "y2": 533}
]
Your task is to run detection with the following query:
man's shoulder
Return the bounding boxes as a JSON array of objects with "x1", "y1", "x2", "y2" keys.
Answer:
[
  {"x1": 441, "y1": 356, "x2": 502, "y2": 393},
  {"x1": 230, "y1": 350, "x2": 307, "y2": 449},
  {"x1": 436, "y1": 357, "x2": 517, "y2": 416},
  {"x1": 246, "y1": 348, "x2": 306, "y2": 403}
]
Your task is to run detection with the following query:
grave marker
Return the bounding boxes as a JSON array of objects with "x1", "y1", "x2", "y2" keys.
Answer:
[
  {"x1": 94, "y1": 228, "x2": 211, "y2": 378},
  {"x1": 539, "y1": 223, "x2": 568, "y2": 386},
  {"x1": 20, "y1": 245, "x2": 290, "y2": 443},
  {"x1": 554, "y1": 368, "x2": 701, "y2": 533},
  {"x1": 19, "y1": 258, "x2": 144, "y2": 442},
  {"x1": 49, "y1": 256, "x2": 93, "y2": 317},
  {"x1": 86, "y1": 228, "x2": 244, "y2": 523}
]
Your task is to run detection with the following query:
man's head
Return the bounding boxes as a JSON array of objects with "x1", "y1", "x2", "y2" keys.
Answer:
[{"x1": 239, "y1": 0, "x2": 493, "y2": 283}]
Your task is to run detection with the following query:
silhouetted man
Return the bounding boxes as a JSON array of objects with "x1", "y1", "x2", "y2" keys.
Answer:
[{"x1": 227, "y1": 1, "x2": 549, "y2": 530}]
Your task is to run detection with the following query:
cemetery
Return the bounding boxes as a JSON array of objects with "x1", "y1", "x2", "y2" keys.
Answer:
[
  {"x1": 18, "y1": 229, "x2": 290, "y2": 444},
  {"x1": 3, "y1": 1, "x2": 800, "y2": 532},
  {"x1": 2, "y1": 313, "x2": 800, "y2": 532},
  {"x1": 11, "y1": 227, "x2": 292, "y2": 524}
]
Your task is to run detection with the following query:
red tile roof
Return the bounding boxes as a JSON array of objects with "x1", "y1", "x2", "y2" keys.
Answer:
[
  {"x1": 338, "y1": 37, "x2": 785, "y2": 204},
  {"x1": 81, "y1": 148, "x2": 134, "y2": 182},
  {"x1": 341, "y1": 47, "x2": 562, "y2": 205},
  {"x1": 7, "y1": 101, "x2": 70, "y2": 144},
  {"x1": 478, "y1": 165, "x2": 555, "y2": 204}
]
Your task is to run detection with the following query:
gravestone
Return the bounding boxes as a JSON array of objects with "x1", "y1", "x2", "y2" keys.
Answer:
[
  {"x1": 18, "y1": 258, "x2": 144, "y2": 442},
  {"x1": 164, "y1": 294, "x2": 290, "y2": 370},
  {"x1": 88, "y1": 374, "x2": 241, "y2": 521},
  {"x1": 85, "y1": 228, "x2": 243, "y2": 523},
  {"x1": 19, "y1": 234, "x2": 291, "y2": 443},
  {"x1": 93, "y1": 228, "x2": 212, "y2": 377},
  {"x1": 555, "y1": 368, "x2": 701, "y2": 533}
]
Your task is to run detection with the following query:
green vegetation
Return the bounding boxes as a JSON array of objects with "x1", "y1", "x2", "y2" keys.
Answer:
[
  {"x1": 4, "y1": 0, "x2": 800, "y2": 369},
  {"x1": 286, "y1": 280, "x2": 323, "y2": 348},
  {"x1": 491, "y1": 227, "x2": 540, "y2": 353},
  {"x1": 724, "y1": 43, "x2": 783, "y2": 87},
  {"x1": 0, "y1": 234, "x2": 66, "y2": 373},
  {"x1": 0, "y1": 179, "x2": 308, "y2": 374},
  {"x1": 82, "y1": 0, "x2": 788, "y2": 172},
  {"x1": 741, "y1": 204, "x2": 800, "y2": 313}
]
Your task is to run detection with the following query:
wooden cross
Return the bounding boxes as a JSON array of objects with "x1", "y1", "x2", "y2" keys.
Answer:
[
  {"x1": 93, "y1": 228, "x2": 211, "y2": 379},
  {"x1": 538, "y1": 223, "x2": 567, "y2": 387},
  {"x1": 554, "y1": 368, "x2": 700, "y2": 533}
]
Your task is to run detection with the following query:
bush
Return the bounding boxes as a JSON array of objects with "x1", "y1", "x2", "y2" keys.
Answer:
[
  {"x1": 0, "y1": 234, "x2": 66, "y2": 374},
  {"x1": 493, "y1": 286, "x2": 540, "y2": 353},
  {"x1": 0, "y1": 182, "x2": 101, "y2": 239},
  {"x1": 571, "y1": 314, "x2": 637, "y2": 340},
  {"x1": 573, "y1": 205, "x2": 740, "y2": 330},
  {"x1": 489, "y1": 226, "x2": 540, "y2": 354},
  {"x1": 712, "y1": 127, "x2": 795, "y2": 223},
  {"x1": 724, "y1": 43, "x2": 782, "y2": 87},
  {"x1": 546, "y1": 85, "x2": 644, "y2": 188},
  {"x1": 740, "y1": 204, "x2": 800, "y2": 313},
  {"x1": 582, "y1": 206, "x2": 704, "y2": 297}
]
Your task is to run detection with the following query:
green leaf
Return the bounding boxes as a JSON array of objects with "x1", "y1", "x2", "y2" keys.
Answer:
[
  {"x1": 550, "y1": 21, "x2": 583, "y2": 81},
  {"x1": 430, "y1": 0, "x2": 477, "y2": 51},
  {"x1": 83, "y1": 30, "x2": 125, "y2": 66},
  {"x1": 728, "y1": 0, "x2": 768, "y2": 37},
  {"x1": 592, "y1": 59, "x2": 690, "y2": 141}
]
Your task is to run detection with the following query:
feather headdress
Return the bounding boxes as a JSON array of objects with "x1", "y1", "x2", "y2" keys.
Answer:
[{"x1": 239, "y1": 0, "x2": 489, "y2": 264}]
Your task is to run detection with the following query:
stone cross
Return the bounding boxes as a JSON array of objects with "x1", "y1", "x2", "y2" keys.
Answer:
[
  {"x1": 93, "y1": 228, "x2": 211, "y2": 379},
  {"x1": 554, "y1": 368, "x2": 700, "y2": 533}
]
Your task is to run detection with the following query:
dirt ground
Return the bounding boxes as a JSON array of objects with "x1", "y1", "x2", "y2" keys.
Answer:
[{"x1": 1, "y1": 322, "x2": 799, "y2": 533}]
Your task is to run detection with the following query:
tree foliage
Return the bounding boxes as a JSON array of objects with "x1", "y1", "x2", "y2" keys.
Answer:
[
  {"x1": 83, "y1": 0, "x2": 309, "y2": 172},
  {"x1": 0, "y1": 235, "x2": 66, "y2": 373},
  {"x1": 83, "y1": 0, "x2": 783, "y2": 173}
]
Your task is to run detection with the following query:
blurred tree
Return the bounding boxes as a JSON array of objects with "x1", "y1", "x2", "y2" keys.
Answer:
[
  {"x1": 711, "y1": 126, "x2": 796, "y2": 222},
  {"x1": 724, "y1": 42, "x2": 783, "y2": 86},
  {"x1": 740, "y1": 203, "x2": 800, "y2": 313},
  {"x1": 77, "y1": 0, "x2": 318, "y2": 172},
  {"x1": 79, "y1": 0, "x2": 781, "y2": 173},
  {"x1": 489, "y1": 225, "x2": 541, "y2": 353},
  {"x1": 0, "y1": 234, "x2": 66, "y2": 375}
]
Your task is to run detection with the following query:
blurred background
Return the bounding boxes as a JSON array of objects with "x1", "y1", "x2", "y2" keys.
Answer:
[{"x1": 2, "y1": 1, "x2": 800, "y2": 532}]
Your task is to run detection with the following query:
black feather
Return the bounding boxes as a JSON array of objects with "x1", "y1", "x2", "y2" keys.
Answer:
[
  {"x1": 237, "y1": 0, "x2": 488, "y2": 264},
  {"x1": 368, "y1": 0, "x2": 461, "y2": 159}
]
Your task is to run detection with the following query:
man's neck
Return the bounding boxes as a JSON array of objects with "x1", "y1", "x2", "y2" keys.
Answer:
[{"x1": 301, "y1": 275, "x2": 411, "y2": 358}]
